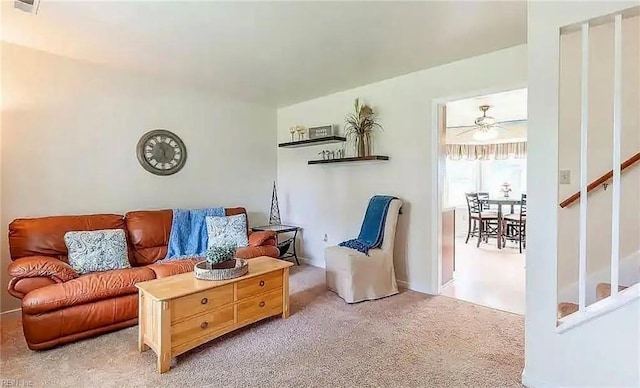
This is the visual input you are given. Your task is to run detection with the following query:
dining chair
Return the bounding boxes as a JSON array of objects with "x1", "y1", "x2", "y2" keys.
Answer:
[
  {"x1": 465, "y1": 193, "x2": 500, "y2": 248},
  {"x1": 477, "y1": 192, "x2": 496, "y2": 212},
  {"x1": 505, "y1": 193, "x2": 526, "y2": 253}
]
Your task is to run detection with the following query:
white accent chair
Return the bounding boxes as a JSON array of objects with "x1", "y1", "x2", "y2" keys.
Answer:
[{"x1": 324, "y1": 199, "x2": 403, "y2": 303}]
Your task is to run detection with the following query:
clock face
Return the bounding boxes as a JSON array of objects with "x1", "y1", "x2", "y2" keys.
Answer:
[{"x1": 136, "y1": 130, "x2": 187, "y2": 176}]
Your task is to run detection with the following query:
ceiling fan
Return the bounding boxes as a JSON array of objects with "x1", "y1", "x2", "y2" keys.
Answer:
[{"x1": 451, "y1": 105, "x2": 526, "y2": 141}]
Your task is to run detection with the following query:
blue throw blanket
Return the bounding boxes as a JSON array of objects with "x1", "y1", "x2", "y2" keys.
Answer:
[
  {"x1": 339, "y1": 195, "x2": 397, "y2": 255},
  {"x1": 165, "y1": 208, "x2": 225, "y2": 260}
]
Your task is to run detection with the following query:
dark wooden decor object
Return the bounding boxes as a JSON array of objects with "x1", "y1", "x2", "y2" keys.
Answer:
[
  {"x1": 441, "y1": 208, "x2": 456, "y2": 286},
  {"x1": 278, "y1": 136, "x2": 346, "y2": 148},
  {"x1": 308, "y1": 155, "x2": 389, "y2": 165}
]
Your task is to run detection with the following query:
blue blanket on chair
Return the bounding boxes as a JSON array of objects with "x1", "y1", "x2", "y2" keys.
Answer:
[
  {"x1": 165, "y1": 207, "x2": 225, "y2": 260},
  {"x1": 339, "y1": 195, "x2": 397, "y2": 255}
]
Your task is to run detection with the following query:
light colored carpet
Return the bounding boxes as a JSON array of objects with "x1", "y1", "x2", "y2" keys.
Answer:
[{"x1": 0, "y1": 265, "x2": 524, "y2": 387}]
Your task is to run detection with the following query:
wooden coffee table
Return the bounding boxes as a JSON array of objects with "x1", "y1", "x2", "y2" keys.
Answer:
[{"x1": 136, "y1": 256, "x2": 293, "y2": 373}]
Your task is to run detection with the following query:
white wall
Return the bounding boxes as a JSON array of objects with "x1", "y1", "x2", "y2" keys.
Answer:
[
  {"x1": 277, "y1": 44, "x2": 527, "y2": 293},
  {"x1": 526, "y1": 2, "x2": 640, "y2": 387},
  {"x1": 557, "y1": 15, "x2": 640, "y2": 295},
  {"x1": 0, "y1": 43, "x2": 277, "y2": 312}
]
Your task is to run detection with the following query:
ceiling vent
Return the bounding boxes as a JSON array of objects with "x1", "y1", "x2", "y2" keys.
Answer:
[{"x1": 14, "y1": 0, "x2": 40, "y2": 14}]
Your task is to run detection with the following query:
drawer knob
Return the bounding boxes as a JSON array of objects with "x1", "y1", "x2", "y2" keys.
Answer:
[
  {"x1": 201, "y1": 297, "x2": 208, "y2": 305},
  {"x1": 259, "y1": 301, "x2": 265, "y2": 308},
  {"x1": 259, "y1": 280, "x2": 265, "y2": 287},
  {"x1": 201, "y1": 321, "x2": 208, "y2": 329}
]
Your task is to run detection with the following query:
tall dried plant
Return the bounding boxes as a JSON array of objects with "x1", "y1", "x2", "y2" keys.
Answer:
[{"x1": 344, "y1": 98, "x2": 382, "y2": 157}]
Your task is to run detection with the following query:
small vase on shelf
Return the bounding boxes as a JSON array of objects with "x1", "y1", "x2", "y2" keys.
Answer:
[{"x1": 500, "y1": 182, "x2": 512, "y2": 198}]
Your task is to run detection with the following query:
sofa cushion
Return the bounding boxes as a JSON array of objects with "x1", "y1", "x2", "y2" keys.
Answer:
[
  {"x1": 125, "y1": 208, "x2": 250, "y2": 266},
  {"x1": 125, "y1": 210, "x2": 173, "y2": 266},
  {"x1": 21, "y1": 295, "x2": 138, "y2": 349},
  {"x1": 236, "y1": 245, "x2": 280, "y2": 260},
  {"x1": 64, "y1": 229, "x2": 131, "y2": 275},
  {"x1": 8, "y1": 214, "x2": 125, "y2": 261},
  {"x1": 206, "y1": 214, "x2": 249, "y2": 248},
  {"x1": 147, "y1": 258, "x2": 200, "y2": 278},
  {"x1": 22, "y1": 267, "x2": 155, "y2": 315},
  {"x1": 248, "y1": 231, "x2": 276, "y2": 247}
]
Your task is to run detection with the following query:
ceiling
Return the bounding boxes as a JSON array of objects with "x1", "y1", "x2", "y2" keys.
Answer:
[
  {"x1": 446, "y1": 88, "x2": 528, "y2": 144},
  {"x1": 1, "y1": 1, "x2": 527, "y2": 107}
]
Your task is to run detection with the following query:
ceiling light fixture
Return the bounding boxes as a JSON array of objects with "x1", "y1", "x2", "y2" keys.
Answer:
[
  {"x1": 455, "y1": 105, "x2": 511, "y2": 141},
  {"x1": 474, "y1": 106, "x2": 497, "y2": 126},
  {"x1": 472, "y1": 127, "x2": 498, "y2": 141}
]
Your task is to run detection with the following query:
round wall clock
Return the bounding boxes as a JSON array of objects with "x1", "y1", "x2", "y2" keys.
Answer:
[{"x1": 136, "y1": 129, "x2": 187, "y2": 176}]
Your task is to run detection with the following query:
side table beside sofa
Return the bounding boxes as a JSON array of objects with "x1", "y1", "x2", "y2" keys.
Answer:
[
  {"x1": 7, "y1": 207, "x2": 278, "y2": 350},
  {"x1": 251, "y1": 224, "x2": 301, "y2": 265}
]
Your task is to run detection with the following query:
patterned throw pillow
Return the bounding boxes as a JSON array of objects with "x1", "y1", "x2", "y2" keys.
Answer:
[
  {"x1": 64, "y1": 229, "x2": 131, "y2": 275},
  {"x1": 206, "y1": 214, "x2": 249, "y2": 248}
]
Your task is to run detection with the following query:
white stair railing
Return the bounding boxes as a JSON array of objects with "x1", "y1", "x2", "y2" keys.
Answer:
[
  {"x1": 557, "y1": 6, "x2": 640, "y2": 333},
  {"x1": 610, "y1": 14, "x2": 622, "y2": 299},
  {"x1": 578, "y1": 21, "x2": 589, "y2": 312},
  {"x1": 577, "y1": 14, "x2": 624, "y2": 312}
]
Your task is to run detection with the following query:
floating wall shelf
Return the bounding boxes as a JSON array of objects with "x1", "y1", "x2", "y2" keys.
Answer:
[
  {"x1": 308, "y1": 155, "x2": 390, "y2": 165},
  {"x1": 278, "y1": 136, "x2": 346, "y2": 148}
]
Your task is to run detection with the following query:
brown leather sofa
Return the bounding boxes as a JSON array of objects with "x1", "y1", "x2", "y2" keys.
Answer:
[{"x1": 7, "y1": 207, "x2": 279, "y2": 350}]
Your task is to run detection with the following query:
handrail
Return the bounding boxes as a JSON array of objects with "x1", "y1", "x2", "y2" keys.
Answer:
[{"x1": 559, "y1": 152, "x2": 640, "y2": 208}]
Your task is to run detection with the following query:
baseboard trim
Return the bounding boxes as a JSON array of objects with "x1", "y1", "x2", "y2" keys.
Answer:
[
  {"x1": 396, "y1": 279, "x2": 433, "y2": 295},
  {"x1": 301, "y1": 262, "x2": 432, "y2": 295},
  {"x1": 299, "y1": 257, "x2": 325, "y2": 268},
  {"x1": 557, "y1": 283, "x2": 640, "y2": 333},
  {"x1": 0, "y1": 308, "x2": 21, "y2": 316}
]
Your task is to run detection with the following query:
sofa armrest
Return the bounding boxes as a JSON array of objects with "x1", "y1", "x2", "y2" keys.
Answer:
[
  {"x1": 248, "y1": 231, "x2": 277, "y2": 247},
  {"x1": 8, "y1": 256, "x2": 78, "y2": 283},
  {"x1": 8, "y1": 277, "x2": 57, "y2": 299}
]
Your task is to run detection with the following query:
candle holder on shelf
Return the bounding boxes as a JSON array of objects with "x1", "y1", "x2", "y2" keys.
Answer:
[{"x1": 296, "y1": 125, "x2": 307, "y2": 141}]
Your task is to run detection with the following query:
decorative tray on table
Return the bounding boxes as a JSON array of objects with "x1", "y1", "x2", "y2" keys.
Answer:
[{"x1": 194, "y1": 259, "x2": 248, "y2": 281}]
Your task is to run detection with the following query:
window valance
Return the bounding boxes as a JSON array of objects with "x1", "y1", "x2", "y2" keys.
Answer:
[{"x1": 446, "y1": 142, "x2": 527, "y2": 160}]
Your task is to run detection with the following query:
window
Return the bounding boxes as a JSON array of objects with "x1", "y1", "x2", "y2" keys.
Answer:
[
  {"x1": 445, "y1": 159, "x2": 479, "y2": 207},
  {"x1": 445, "y1": 158, "x2": 527, "y2": 207},
  {"x1": 480, "y1": 159, "x2": 527, "y2": 198}
]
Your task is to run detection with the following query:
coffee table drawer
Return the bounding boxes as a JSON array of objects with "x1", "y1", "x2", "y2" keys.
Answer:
[
  {"x1": 237, "y1": 288, "x2": 283, "y2": 323},
  {"x1": 237, "y1": 270, "x2": 282, "y2": 300},
  {"x1": 171, "y1": 285, "x2": 234, "y2": 322},
  {"x1": 171, "y1": 305, "x2": 234, "y2": 347}
]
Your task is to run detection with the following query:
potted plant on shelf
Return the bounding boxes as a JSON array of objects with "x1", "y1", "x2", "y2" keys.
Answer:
[{"x1": 344, "y1": 98, "x2": 383, "y2": 157}]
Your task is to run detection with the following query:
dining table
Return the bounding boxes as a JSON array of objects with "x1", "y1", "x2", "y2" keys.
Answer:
[{"x1": 483, "y1": 197, "x2": 523, "y2": 249}]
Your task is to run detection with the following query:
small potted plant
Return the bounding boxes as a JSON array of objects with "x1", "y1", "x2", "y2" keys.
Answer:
[
  {"x1": 195, "y1": 245, "x2": 248, "y2": 281},
  {"x1": 205, "y1": 245, "x2": 237, "y2": 269}
]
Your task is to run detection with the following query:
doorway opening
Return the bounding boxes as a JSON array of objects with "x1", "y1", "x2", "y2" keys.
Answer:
[{"x1": 437, "y1": 87, "x2": 527, "y2": 315}]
